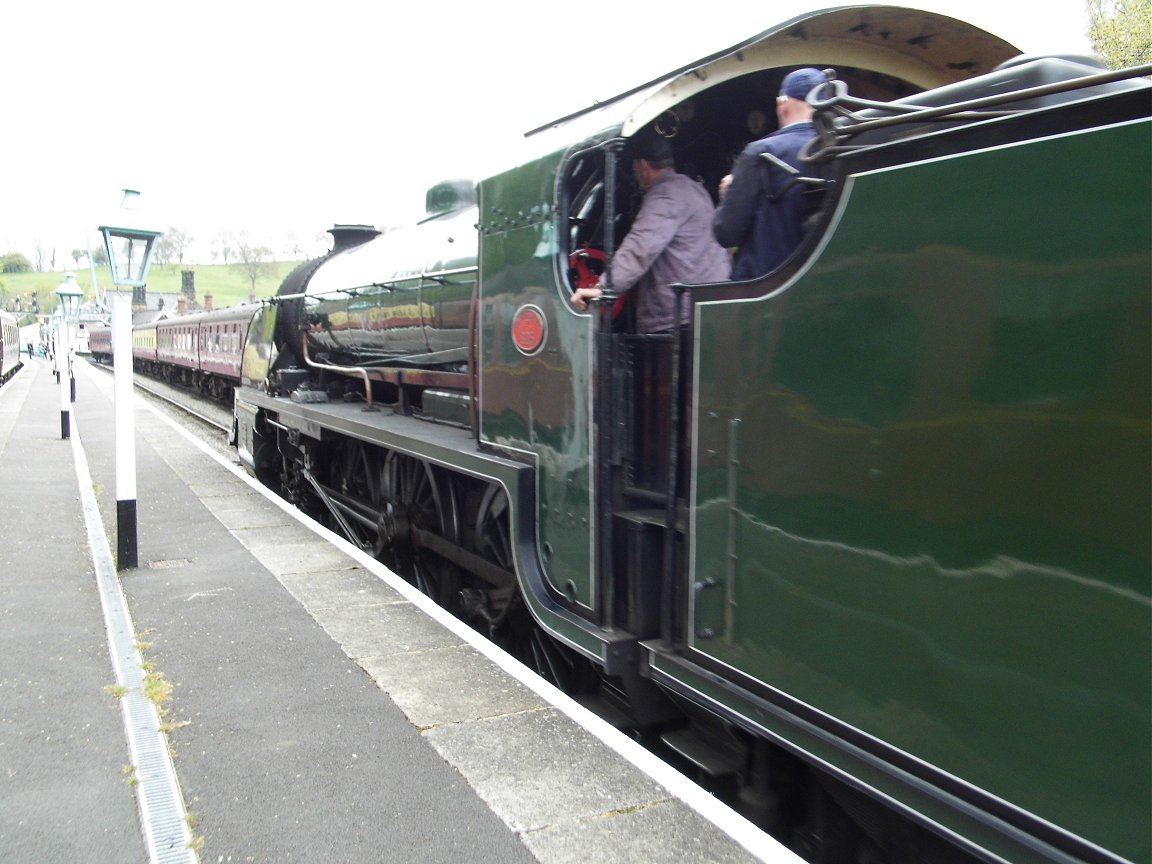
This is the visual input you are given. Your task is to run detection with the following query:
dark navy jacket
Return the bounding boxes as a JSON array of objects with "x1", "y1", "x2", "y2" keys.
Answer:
[{"x1": 713, "y1": 121, "x2": 817, "y2": 281}]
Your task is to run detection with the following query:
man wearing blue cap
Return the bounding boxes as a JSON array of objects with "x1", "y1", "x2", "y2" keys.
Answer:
[{"x1": 713, "y1": 67, "x2": 824, "y2": 281}]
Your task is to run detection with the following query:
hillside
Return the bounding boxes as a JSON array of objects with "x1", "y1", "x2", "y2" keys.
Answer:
[{"x1": 0, "y1": 260, "x2": 306, "y2": 314}]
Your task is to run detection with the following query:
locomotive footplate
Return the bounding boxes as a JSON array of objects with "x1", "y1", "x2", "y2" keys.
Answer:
[
  {"x1": 235, "y1": 387, "x2": 637, "y2": 670},
  {"x1": 241, "y1": 388, "x2": 493, "y2": 470}
]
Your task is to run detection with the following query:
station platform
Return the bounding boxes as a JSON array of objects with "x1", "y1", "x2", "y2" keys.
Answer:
[{"x1": 0, "y1": 356, "x2": 795, "y2": 864}]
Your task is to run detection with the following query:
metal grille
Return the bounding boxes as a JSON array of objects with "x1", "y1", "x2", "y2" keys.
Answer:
[{"x1": 72, "y1": 415, "x2": 198, "y2": 864}]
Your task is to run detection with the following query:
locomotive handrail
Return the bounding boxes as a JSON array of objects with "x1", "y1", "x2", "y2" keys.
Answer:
[
  {"x1": 808, "y1": 62, "x2": 1152, "y2": 161},
  {"x1": 807, "y1": 75, "x2": 1018, "y2": 122},
  {"x1": 300, "y1": 333, "x2": 376, "y2": 410},
  {"x1": 419, "y1": 265, "x2": 478, "y2": 281},
  {"x1": 270, "y1": 267, "x2": 477, "y2": 303}
]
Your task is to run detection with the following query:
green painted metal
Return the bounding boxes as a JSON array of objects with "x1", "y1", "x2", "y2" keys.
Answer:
[
  {"x1": 690, "y1": 119, "x2": 1151, "y2": 862},
  {"x1": 478, "y1": 151, "x2": 598, "y2": 613},
  {"x1": 299, "y1": 209, "x2": 479, "y2": 366}
]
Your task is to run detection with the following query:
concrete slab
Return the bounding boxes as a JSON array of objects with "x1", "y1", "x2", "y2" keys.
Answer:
[
  {"x1": 276, "y1": 566, "x2": 408, "y2": 612},
  {"x1": 208, "y1": 502, "x2": 299, "y2": 530},
  {"x1": 424, "y1": 707, "x2": 668, "y2": 833},
  {"x1": 361, "y1": 643, "x2": 549, "y2": 728},
  {"x1": 524, "y1": 798, "x2": 759, "y2": 864},
  {"x1": 55, "y1": 359, "x2": 784, "y2": 864},
  {"x1": 232, "y1": 533, "x2": 352, "y2": 576},
  {"x1": 325, "y1": 600, "x2": 464, "y2": 658}
]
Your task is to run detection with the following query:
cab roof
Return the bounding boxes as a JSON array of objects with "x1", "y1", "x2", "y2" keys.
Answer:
[{"x1": 523, "y1": 5, "x2": 1020, "y2": 151}]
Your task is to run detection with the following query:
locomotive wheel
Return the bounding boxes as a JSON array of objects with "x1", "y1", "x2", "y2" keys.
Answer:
[
  {"x1": 332, "y1": 439, "x2": 378, "y2": 503},
  {"x1": 473, "y1": 484, "x2": 512, "y2": 583},
  {"x1": 251, "y1": 424, "x2": 280, "y2": 492},
  {"x1": 472, "y1": 484, "x2": 590, "y2": 693},
  {"x1": 377, "y1": 451, "x2": 462, "y2": 609},
  {"x1": 323, "y1": 439, "x2": 378, "y2": 548},
  {"x1": 463, "y1": 484, "x2": 517, "y2": 628}
]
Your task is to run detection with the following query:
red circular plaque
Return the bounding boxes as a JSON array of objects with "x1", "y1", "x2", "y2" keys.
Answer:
[{"x1": 511, "y1": 305, "x2": 546, "y2": 355}]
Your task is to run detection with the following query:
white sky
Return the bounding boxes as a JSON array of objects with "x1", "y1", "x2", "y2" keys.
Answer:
[{"x1": 3, "y1": 0, "x2": 1093, "y2": 265}]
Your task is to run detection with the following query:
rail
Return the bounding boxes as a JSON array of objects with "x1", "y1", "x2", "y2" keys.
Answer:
[
  {"x1": 300, "y1": 334, "x2": 376, "y2": 410},
  {"x1": 807, "y1": 62, "x2": 1152, "y2": 161}
]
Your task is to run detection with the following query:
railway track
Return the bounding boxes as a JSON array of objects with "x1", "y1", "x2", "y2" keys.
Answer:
[
  {"x1": 85, "y1": 360, "x2": 234, "y2": 465},
  {"x1": 135, "y1": 380, "x2": 231, "y2": 433}
]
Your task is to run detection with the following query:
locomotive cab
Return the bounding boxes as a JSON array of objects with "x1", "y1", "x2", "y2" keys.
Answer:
[{"x1": 535, "y1": 19, "x2": 1029, "y2": 643}]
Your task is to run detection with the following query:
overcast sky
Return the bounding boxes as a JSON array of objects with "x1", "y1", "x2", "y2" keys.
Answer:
[{"x1": 3, "y1": 0, "x2": 1093, "y2": 265}]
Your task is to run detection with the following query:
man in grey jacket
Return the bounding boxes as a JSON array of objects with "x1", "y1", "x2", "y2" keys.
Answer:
[{"x1": 569, "y1": 132, "x2": 730, "y2": 332}]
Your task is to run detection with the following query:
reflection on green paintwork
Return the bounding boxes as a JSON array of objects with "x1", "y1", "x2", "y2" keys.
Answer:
[
  {"x1": 692, "y1": 120, "x2": 1151, "y2": 860},
  {"x1": 480, "y1": 154, "x2": 597, "y2": 609}
]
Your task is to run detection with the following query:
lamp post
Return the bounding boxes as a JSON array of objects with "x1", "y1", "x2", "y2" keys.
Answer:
[
  {"x1": 54, "y1": 272, "x2": 83, "y2": 437},
  {"x1": 99, "y1": 188, "x2": 163, "y2": 309},
  {"x1": 99, "y1": 188, "x2": 162, "y2": 571}
]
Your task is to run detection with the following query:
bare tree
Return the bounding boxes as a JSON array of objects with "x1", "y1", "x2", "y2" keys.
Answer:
[
  {"x1": 232, "y1": 233, "x2": 276, "y2": 301},
  {"x1": 216, "y1": 230, "x2": 235, "y2": 266},
  {"x1": 285, "y1": 232, "x2": 302, "y2": 260},
  {"x1": 155, "y1": 227, "x2": 193, "y2": 266}
]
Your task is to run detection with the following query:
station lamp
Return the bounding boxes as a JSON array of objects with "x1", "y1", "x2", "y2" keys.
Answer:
[
  {"x1": 55, "y1": 271, "x2": 84, "y2": 430},
  {"x1": 98, "y1": 189, "x2": 163, "y2": 306},
  {"x1": 55, "y1": 271, "x2": 84, "y2": 321}
]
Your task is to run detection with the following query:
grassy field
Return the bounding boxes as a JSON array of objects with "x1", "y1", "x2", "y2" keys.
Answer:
[{"x1": 0, "y1": 260, "x2": 304, "y2": 314}]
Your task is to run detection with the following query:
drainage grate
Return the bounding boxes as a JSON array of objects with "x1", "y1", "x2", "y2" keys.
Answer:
[{"x1": 71, "y1": 417, "x2": 198, "y2": 864}]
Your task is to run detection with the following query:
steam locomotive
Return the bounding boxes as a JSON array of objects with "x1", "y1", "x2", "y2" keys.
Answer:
[{"x1": 111, "y1": 5, "x2": 1152, "y2": 862}]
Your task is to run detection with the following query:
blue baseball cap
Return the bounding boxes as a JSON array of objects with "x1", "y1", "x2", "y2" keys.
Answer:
[{"x1": 779, "y1": 67, "x2": 825, "y2": 101}]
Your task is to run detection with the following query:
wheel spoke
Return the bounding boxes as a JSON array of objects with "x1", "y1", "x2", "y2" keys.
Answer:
[
  {"x1": 376, "y1": 451, "x2": 461, "y2": 608},
  {"x1": 475, "y1": 485, "x2": 512, "y2": 571}
]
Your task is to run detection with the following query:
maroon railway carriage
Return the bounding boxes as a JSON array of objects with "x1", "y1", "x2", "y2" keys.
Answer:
[
  {"x1": 87, "y1": 324, "x2": 113, "y2": 363},
  {"x1": 156, "y1": 315, "x2": 198, "y2": 374},
  {"x1": 154, "y1": 305, "x2": 261, "y2": 399},
  {"x1": 194, "y1": 305, "x2": 257, "y2": 398},
  {"x1": 88, "y1": 303, "x2": 261, "y2": 403}
]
